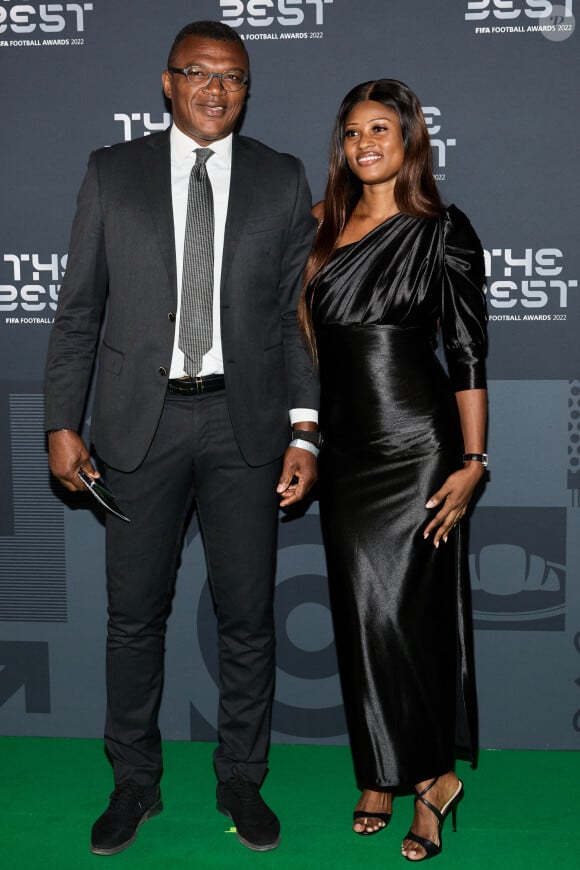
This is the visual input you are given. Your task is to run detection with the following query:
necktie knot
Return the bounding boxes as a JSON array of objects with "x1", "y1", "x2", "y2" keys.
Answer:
[{"x1": 193, "y1": 148, "x2": 214, "y2": 176}]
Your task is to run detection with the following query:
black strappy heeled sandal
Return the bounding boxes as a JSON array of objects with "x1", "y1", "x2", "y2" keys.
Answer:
[
  {"x1": 403, "y1": 776, "x2": 463, "y2": 860},
  {"x1": 353, "y1": 809, "x2": 392, "y2": 836}
]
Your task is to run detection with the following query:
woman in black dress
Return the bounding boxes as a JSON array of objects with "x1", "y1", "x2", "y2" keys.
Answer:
[{"x1": 300, "y1": 80, "x2": 487, "y2": 861}]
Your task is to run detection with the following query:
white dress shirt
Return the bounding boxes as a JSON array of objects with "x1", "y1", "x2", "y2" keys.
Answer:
[
  {"x1": 168, "y1": 124, "x2": 317, "y2": 425},
  {"x1": 169, "y1": 124, "x2": 230, "y2": 379}
]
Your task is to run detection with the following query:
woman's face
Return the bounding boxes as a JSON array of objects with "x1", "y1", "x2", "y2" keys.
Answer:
[{"x1": 343, "y1": 100, "x2": 405, "y2": 185}]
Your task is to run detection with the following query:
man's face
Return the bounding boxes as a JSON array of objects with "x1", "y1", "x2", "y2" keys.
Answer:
[{"x1": 162, "y1": 35, "x2": 249, "y2": 145}]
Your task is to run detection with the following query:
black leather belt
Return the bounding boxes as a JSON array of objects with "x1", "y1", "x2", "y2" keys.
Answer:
[{"x1": 167, "y1": 375, "x2": 226, "y2": 395}]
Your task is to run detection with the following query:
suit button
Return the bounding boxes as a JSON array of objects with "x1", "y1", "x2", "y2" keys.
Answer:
[
  {"x1": 159, "y1": 366, "x2": 167, "y2": 376},
  {"x1": 168, "y1": 312, "x2": 175, "y2": 322}
]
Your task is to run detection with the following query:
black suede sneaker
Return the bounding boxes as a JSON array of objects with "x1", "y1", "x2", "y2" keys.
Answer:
[
  {"x1": 216, "y1": 769, "x2": 280, "y2": 852},
  {"x1": 90, "y1": 783, "x2": 162, "y2": 855}
]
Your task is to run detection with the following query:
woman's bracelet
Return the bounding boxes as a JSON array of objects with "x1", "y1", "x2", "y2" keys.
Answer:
[{"x1": 463, "y1": 453, "x2": 488, "y2": 468}]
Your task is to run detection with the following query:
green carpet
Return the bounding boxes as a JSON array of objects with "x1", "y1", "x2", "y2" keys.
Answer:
[{"x1": 0, "y1": 738, "x2": 577, "y2": 868}]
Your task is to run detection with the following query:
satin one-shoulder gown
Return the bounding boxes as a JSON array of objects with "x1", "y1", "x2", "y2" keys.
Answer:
[{"x1": 313, "y1": 205, "x2": 487, "y2": 788}]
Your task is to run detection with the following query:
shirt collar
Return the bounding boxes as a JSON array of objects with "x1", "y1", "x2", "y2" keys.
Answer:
[{"x1": 170, "y1": 124, "x2": 233, "y2": 167}]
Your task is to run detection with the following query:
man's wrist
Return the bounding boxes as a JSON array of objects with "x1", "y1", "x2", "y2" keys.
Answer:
[
  {"x1": 289, "y1": 438, "x2": 319, "y2": 458},
  {"x1": 291, "y1": 428, "x2": 322, "y2": 448},
  {"x1": 47, "y1": 428, "x2": 73, "y2": 435}
]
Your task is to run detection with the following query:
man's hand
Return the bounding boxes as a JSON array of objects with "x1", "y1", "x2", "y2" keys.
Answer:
[
  {"x1": 276, "y1": 446, "x2": 318, "y2": 507},
  {"x1": 48, "y1": 429, "x2": 98, "y2": 492}
]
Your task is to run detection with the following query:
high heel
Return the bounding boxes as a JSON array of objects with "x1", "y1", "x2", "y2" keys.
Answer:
[
  {"x1": 402, "y1": 776, "x2": 463, "y2": 861},
  {"x1": 353, "y1": 809, "x2": 392, "y2": 836}
]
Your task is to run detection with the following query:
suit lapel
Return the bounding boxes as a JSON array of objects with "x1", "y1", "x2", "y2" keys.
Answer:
[
  {"x1": 142, "y1": 130, "x2": 177, "y2": 301},
  {"x1": 221, "y1": 137, "x2": 259, "y2": 294}
]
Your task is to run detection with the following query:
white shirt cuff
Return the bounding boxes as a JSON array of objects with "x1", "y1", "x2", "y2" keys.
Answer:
[{"x1": 289, "y1": 408, "x2": 319, "y2": 425}]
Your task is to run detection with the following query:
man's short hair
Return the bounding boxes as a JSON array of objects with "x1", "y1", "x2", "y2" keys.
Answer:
[{"x1": 167, "y1": 20, "x2": 248, "y2": 68}]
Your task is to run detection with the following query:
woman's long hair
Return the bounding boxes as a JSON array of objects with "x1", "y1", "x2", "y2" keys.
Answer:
[{"x1": 299, "y1": 79, "x2": 444, "y2": 358}]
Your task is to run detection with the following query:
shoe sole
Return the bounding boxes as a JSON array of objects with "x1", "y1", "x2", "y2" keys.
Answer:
[
  {"x1": 90, "y1": 800, "x2": 163, "y2": 856},
  {"x1": 216, "y1": 803, "x2": 280, "y2": 852}
]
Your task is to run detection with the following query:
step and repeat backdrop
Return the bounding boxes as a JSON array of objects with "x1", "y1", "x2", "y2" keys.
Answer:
[{"x1": 1, "y1": 0, "x2": 579, "y2": 750}]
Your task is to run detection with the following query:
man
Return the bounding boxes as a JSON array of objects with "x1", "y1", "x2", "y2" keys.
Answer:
[{"x1": 44, "y1": 20, "x2": 319, "y2": 856}]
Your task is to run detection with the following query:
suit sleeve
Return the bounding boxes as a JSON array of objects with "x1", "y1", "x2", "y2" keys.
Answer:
[
  {"x1": 44, "y1": 151, "x2": 109, "y2": 430},
  {"x1": 279, "y1": 159, "x2": 320, "y2": 412}
]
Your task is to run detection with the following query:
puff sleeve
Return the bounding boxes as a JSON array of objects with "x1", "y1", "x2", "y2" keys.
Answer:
[{"x1": 440, "y1": 204, "x2": 488, "y2": 391}]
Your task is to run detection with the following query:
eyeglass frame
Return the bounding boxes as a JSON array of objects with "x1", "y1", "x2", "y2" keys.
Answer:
[{"x1": 167, "y1": 65, "x2": 249, "y2": 92}]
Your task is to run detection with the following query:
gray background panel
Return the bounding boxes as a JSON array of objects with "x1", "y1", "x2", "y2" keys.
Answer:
[{"x1": 1, "y1": 0, "x2": 579, "y2": 750}]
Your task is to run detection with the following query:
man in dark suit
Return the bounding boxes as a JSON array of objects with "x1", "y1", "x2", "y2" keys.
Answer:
[{"x1": 44, "y1": 19, "x2": 319, "y2": 856}]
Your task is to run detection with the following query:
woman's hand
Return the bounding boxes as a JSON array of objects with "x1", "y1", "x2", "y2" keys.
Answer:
[
  {"x1": 424, "y1": 387, "x2": 488, "y2": 546},
  {"x1": 423, "y1": 462, "x2": 485, "y2": 547}
]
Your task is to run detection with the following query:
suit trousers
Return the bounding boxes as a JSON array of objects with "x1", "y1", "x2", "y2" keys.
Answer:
[{"x1": 102, "y1": 388, "x2": 281, "y2": 788}]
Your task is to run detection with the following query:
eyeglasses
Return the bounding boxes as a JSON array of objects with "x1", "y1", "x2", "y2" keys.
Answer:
[{"x1": 167, "y1": 65, "x2": 249, "y2": 92}]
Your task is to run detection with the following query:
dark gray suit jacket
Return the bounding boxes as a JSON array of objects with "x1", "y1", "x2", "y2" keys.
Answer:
[{"x1": 45, "y1": 129, "x2": 319, "y2": 470}]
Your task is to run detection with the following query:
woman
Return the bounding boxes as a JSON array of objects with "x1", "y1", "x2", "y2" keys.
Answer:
[{"x1": 300, "y1": 80, "x2": 487, "y2": 861}]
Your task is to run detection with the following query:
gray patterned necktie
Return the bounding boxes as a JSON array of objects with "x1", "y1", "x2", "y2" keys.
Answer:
[{"x1": 179, "y1": 147, "x2": 215, "y2": 377}]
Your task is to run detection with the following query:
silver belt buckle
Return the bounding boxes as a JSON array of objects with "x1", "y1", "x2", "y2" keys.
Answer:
[{"x1": 195, "y1": 376, "x2": 204, "y2": 394}]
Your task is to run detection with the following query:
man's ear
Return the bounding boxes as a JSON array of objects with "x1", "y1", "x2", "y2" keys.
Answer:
[{"x1": 161, "y1": 70, "x2": 173, "y2": 101}]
